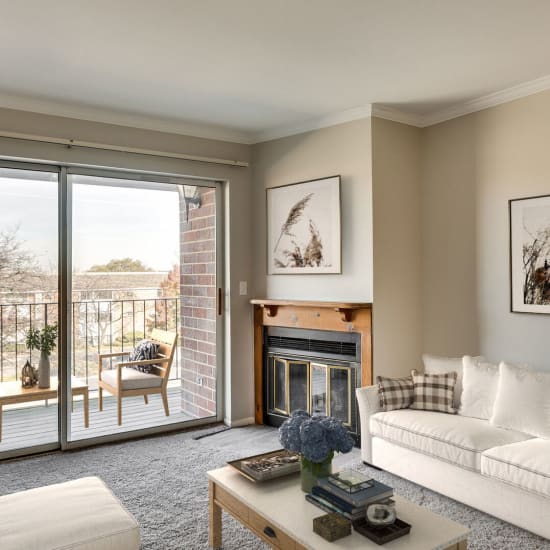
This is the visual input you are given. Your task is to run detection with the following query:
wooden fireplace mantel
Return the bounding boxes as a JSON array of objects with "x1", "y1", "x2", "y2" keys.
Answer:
[{"x1": 251, "y1": 299, "x2": 373, "y2": 424}]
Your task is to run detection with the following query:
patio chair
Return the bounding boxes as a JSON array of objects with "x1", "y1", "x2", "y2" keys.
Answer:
[{"x1": 98, "y1": 329, "x2": 177, "y2": 425}]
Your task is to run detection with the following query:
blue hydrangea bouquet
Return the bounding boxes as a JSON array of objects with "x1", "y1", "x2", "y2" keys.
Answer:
[{"x1": 279, "y1": 410, "x2": 354, "y2": 492}]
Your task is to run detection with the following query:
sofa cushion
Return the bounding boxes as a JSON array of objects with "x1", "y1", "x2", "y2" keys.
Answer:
[
  {"x1": 491, "y1": 362, "x2": 550, "y2": 439},
  {"x1": 101, "y1": 367, "x2": 163, "y2": 390},
  {"x1": 481, "y1": 439, "x2": 550, "y2": 498},
  {"x1": 459, "y1": 356, "x2": 499, "y2": 420},
  {"x1": 370, "y1": 409, "x2": 533, "y2": 471}
]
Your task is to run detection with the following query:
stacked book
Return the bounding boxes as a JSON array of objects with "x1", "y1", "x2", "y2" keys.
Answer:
[{"x1": 306, "y1": 470, "x2": 394, "y2": 522}]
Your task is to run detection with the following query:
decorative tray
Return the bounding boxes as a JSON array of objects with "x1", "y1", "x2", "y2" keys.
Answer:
[
  {"x1": 352, "y1": 517, "x2": 411, "y2": 545},
  {"x1": 227, "y1": 449, "x2": 301, "y2": 482}
]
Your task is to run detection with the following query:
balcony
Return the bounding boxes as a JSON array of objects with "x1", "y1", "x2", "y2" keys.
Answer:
[{"x1": 0, "y1": 293, "x2": 203, "y2": 454}]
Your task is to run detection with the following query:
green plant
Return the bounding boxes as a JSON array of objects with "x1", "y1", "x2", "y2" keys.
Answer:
[{"x1": 25, "y1": 323, "x2": 58, "y2": 356}]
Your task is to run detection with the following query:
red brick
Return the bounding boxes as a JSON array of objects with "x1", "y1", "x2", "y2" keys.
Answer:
[
  {"x1": 181, "y1": 240, "x2": 215, "y2": 254},
  {"x1": 197, "y1": 341, "x2": 216, "y2": 355},
  {"x1": 189, "y1": 204, "x2": 215, "y2": 219},
  {"x1": 200, "y1": 191, "x2": 215, "y2": 206},
  {"x1": 183, "y1": 338, "x2": 197, "y2": 351}
]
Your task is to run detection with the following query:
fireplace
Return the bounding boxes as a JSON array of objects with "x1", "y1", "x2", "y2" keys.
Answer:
[
  {"x1": 264, "y1": 327, "x2": 361, "y2": 439},
  {"x1": 251, "y1": 299, "x2": 372, "y2": 443}
]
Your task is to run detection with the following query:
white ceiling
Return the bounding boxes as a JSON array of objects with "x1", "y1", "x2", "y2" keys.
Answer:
[{"x1": 2, "y1": 0, "x2": 550, "y2": 143}]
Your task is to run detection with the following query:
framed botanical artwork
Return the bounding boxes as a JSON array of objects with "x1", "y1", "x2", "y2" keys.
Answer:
[
  {"x1": 510, "y1": 194, "x2": 550, "y2": 313},
  {"x1": 267, "y1": 175, "x2": 341, "y2": 275}
]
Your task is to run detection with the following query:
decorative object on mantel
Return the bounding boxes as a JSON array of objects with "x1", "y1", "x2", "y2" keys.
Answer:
[
  {"x1": 25, "y1": 323, "x2": 58, "y2": 389},
  {"x1": 312, "y1": 513, "x2": 351, "y2": 542},
  {"x1": 227, "y1": 449, "x2": 300, "y2": 482},
  {"x1": 279, "y1": 410, "x2": 354, "y2": 492},
  {"x1": 21, "y1": 359, "x2": 38, "y2": 388},
  {"x1": 267, "y1": 175, "x2": 341, "y2": 274},
  {"x1": 510, "y1": 193, "x2": 550, "y2": 313}
]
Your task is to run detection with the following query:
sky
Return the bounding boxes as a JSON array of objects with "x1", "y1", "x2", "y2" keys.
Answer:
[{"x1": 0, "y1": 173, "x2": 181, "y2": 273}]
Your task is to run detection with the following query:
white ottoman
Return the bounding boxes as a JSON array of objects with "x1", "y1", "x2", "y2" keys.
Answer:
[{"x1": 0, "y1": 476, "x2": 141, "y2": 550}]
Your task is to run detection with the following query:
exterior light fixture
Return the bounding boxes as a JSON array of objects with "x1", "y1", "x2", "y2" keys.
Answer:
[{"x1": 183, "y1": 185, "x2": 202, "y2": 221}]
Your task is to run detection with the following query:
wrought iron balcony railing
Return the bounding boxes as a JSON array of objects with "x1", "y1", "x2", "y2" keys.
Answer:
[{"x1": 0, "y1": 297, "x2": 181, "y2": 385}]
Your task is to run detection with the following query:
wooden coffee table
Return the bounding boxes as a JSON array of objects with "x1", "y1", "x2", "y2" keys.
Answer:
[
  {"x1": 0, "y1": 376, "x2": 89, "y2": 440},
  {"x1": 208, "y1": 466, "x2": 469, "y2": 549}
]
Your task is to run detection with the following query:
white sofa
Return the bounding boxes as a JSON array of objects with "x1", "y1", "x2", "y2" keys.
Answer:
[{"x1": 356, "y1": 384, "x2": 550, "y2": 540}]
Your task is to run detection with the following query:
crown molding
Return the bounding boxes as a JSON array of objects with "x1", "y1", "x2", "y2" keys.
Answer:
[
  {"x1": 373, "y1": 73, "x2": 550, "y2": 129},
  {"x1": 4, "y1": 71, "x2": 550, "y2": 147},
  {"x1": 371, "y1": 105, "x2": 425, "y2": 127},
  {"x1": 0, "y1": 93, "x2": 254, "y2": 145},
  {"x1": 252, "y1": 104, "x2": 373, "y2": 143},
  {"x1": 421, "y1": 73, "x2": 550, "y2": 127}
]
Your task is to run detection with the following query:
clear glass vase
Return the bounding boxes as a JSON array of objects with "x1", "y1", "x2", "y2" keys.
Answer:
[{"x1": 300, "y1": 452, "x2": 333, "y2": 493}]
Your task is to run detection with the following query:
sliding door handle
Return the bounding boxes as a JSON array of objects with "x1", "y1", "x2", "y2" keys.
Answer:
[{"x1": 217, "y1": 288, "x2": 223, "y2": 316}]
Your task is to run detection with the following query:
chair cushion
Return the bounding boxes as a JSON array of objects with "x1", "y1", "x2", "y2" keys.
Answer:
[
  {"x1": 0, "y1": 477, "x2": 140, "y2": 550},
  {"x1": 102, "y1": 367, "x2": 163, "y2": 390},
  {"x1": 481, "y1": 438, "x2": 550, "y2": 498},
  {"x1": 370, "y1": 409, "x2": 533, "y2": 471}
]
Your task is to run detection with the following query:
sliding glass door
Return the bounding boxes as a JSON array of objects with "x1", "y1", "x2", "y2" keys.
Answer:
[
  {"x1": 0, "y1": 161, "x2": 223, "y2": 458},
  {"x1": 0, "y1": 165, "x2": 60, "y2": 457},
  {"x1": 67, "y1": 171, "x2": 222, "y2": 444}
]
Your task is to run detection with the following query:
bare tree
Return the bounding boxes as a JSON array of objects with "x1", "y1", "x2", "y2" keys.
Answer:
[{"x1": 0, "y1": 226, "x2": 45, "y2": 294}]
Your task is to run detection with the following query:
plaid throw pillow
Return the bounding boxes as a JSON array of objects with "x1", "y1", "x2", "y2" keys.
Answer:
[
  {"x1": 410, "y1": 372, "x2": 457, "y2": 414},
  {"x1": 377, "y1": 375, "x2": 414, "y2": 411}
]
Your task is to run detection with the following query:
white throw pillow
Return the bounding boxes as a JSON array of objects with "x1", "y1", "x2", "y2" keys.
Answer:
[
  {"x1": 490, "y1": 362, "x2": 550, "y2": 439},
  {"x1": 459, "y1": 356, "x2": 499, "y2": 420},
  {"x1": 422, "y1": 354, "x2": 483, "y2": 410}
]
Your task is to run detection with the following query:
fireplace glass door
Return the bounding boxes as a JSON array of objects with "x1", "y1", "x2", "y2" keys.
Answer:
[{"x1": 268, "y1": 354, "x2": 357, "y2": 432}]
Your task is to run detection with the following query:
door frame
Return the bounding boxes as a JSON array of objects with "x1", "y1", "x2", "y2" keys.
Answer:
[{"x1": 0, "y1": 160, "x2": 226, "y2": 458}]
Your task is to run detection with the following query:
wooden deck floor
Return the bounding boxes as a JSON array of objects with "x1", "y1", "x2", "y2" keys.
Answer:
[{"x1": 0, "y1": 386, "x2": 198, "y2": 453}]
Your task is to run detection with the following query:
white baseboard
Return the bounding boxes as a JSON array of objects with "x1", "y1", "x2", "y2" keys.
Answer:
[{"x1": 223, "y1": 416, "x2": 255, "y2": 428}]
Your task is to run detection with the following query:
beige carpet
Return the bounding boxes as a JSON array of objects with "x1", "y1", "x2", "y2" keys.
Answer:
[{"x1": 0, "y1": 425, "x2": 547, "y2": 549}]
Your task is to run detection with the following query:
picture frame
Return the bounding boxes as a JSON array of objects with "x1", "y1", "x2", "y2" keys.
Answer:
[
  {"x1": 510, "y1": 193, "x2": 550, "y2": 313},
  {"x1": 267, "y1": 175, "x2": 341, "y2": 275}
]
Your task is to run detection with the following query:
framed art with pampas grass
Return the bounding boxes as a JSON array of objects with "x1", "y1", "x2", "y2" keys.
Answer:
[{"x1": 267, "y1": 175, "x2": 341, "y2": 274}]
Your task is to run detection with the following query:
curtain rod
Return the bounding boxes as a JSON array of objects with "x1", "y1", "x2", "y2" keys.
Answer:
[{"x1": 0, "y1": 130, "x2": 249, "y2": 168}]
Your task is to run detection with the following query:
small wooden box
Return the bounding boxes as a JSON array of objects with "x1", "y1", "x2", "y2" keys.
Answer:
[{"x1": 313, "y1": 513, "x2": 352, "y2": 542}]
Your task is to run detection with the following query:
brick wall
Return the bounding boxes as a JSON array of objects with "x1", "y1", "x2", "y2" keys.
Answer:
[{"x1": 180, "y1": 188, "x2": 217, "y2": 418}]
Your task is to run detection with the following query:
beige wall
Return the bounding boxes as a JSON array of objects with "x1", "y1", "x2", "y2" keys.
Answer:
[
  {"x1": 421, "y1": 90, "x2": 550, "y2": 369},
  {"x1": 252, "y1": 118, "x2": 373, "y2": 302},
  {"x1": 0, "y1": 107, "x2": 255, "y2": 423},
  {"x1": 421, "y1": 115, "x2": 479, "y2": 357},
  {"x1": 372, "y1": 118, "x2": 423, "y2": 377}
]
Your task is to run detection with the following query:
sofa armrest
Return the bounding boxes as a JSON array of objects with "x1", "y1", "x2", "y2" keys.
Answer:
[{"x1": 356, "y1": 385, "x2": 381, "y2": 464}]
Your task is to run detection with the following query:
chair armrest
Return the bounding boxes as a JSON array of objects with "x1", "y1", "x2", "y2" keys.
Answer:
[
  {"x1": 117, "y1": 357, "x2": 170, "y2": 368},
  {"x1": 356, "y1": 385, "x2": 382, "y2": 464}
]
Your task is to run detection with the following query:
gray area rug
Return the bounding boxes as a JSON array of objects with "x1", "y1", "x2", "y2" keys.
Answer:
[{"x1": 0, "y1": 426, "x2": 548, "y2": 549}]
